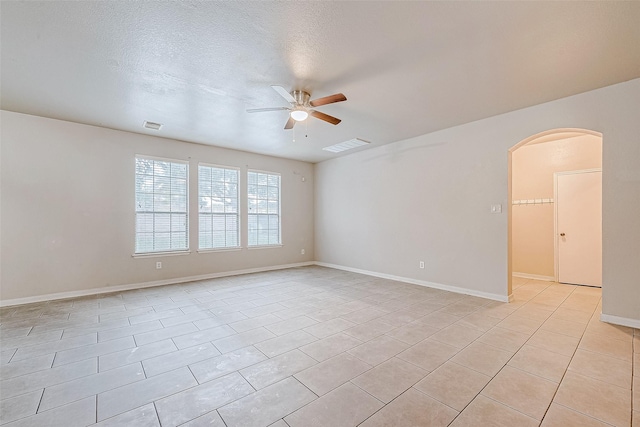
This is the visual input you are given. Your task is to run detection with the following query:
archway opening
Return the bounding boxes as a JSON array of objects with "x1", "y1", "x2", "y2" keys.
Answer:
[{"x1": 507, "y1": 129, "x2": 603, "y2": 299}]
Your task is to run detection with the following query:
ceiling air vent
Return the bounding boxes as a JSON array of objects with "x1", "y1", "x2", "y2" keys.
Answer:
[
  {"x1": 143, "y1": 121, "x2": 163, "y2": 130},
  {"x1": 322, "y1": 138, "x2": 370, "y2": 153}
]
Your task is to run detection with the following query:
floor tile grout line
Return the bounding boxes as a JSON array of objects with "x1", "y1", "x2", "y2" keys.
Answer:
[
  {"x1": 526, "y1": 284, "x2": 602, "y2": 424},
  {"x1": 442, "y1": 278, "x2": 592, "y2": 425},
  {"x1": 551, "y1": 401, "x2": 619, "y2": 427},
  {"x1": 0, "y1": 271, "x2": 629, "y2": 427}
]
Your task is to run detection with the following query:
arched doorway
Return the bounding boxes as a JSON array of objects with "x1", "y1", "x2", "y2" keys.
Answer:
[{"x1": 507, "y1": 129, "x2": 603, "y2": 298}]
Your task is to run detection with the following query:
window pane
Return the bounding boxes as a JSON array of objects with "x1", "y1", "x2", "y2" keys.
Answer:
[
  {"x1": 212, "y1": 182, "x2": 224, "y2": 197},
  {"x1": 199, "y1": 196, "x2": 211, "y2": 213},
  {"x1": 154, "y1": 232, "x2": 171, "y2": 251},
  {"x1": 226, "y1": 231, "x2": 238, "y2": 247},
  {"x1": 154, "y1": 194, "x2": 170, "y2": 212},
  {"x1": 248, "y1": 170, "x2": 280, "y2": 246},
  {"x1": 172, "y1": 178, "x2": 187, "y2": 195},
  {"x1": 154, "y1": 176, "x2": 171, "y2": 194},
  {"x1": 199, "y1": 232, "x2": 212, "y2": 249},
  {"x1": 136, "y1": 175, "x2": 153, "y2": 193},
  {"x1": 200, "y1": 214, "x2": 212, "y2": 232},
  {"x1": 226, "y1": 170, "x2": 238, "y2": 183},
  {"x1": 269, "y1": 215, "x2": 279, "y2": 229},
  {"x1": 257, "y1": 186, "x2": 268, "y2": 199},
  {"x1": 198, "y1": 165, "x2": 240, "y2": 249},
  {"x1": 154, "y1": 161, "x2": 170, "y2": 176},
  {"x1": 199, "y1": 165, "x2": 211, "y2": 181},
  {"x1": 213, "y1": 231, "x2": 225, "y2": 247},
  {"x1": 171, "y1": 163, "x2": 187, "y2": 178},
  {"x1": 171, "y1": 195, "x2": 187, "y2": 212},
  {"x1": 212, "y1": 168, "x2": 224, "y2": 182},
  {"x1": 136, "y1": 158, "x2": 153, "y2": 175},
  {"x1": 171, "y1": 232, "x2": 188, "y2": 249},
  {"x1": 136, "y1": 214, "x2": 154, "y2": 233},
  {"x1": 135, "y1": 157, "x2": 189, "y2": 253},
  {"x1": 225, "y1": 183, "x2": 237, "y2": 198},
  {"x1": 171, "y1": 214, "x2": 187, "y2": 232},
  {"x1": 136, "y1": 193, "x2": 153, "y2": 212},
  {"x1": 248, "y1": 172, "x2": 257, "y2": 185},
  {"x1": 211, "y1": 197, "x2": 225, "y2": 213},
  {"x1": 155, "y1": 213, "x2": 171, "y2": 232},
  {"x1": 136, "y1": 233, "x2": 153, "y2": 253},
  {"x1": 199, "y1": 179, "x2": 212, "y2": 196},
  {"x1": 225, "y1": 198, "x2": 236, "y2": 213},
  {"x1": 212, "y1": 215, "x2": 225, "y2": 232},
  {"x1": 268, "y1": 186, "x2": 278, "y2": 200}
]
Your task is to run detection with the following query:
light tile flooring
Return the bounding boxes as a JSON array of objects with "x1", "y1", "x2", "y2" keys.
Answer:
[{"x1": 0, "y1": 266, "x2": 637, "y2": 426}]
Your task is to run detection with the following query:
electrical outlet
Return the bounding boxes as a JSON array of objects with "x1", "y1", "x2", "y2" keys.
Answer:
[
  {"x1": 419, "y1": 261, "x2": 425, "y2": 269},
  {"x1": 491, "y1": 204, "x2": 502, "y2": 214},
  {"x1": 156, "y1": 262, "x2": 162, "y2": 269},
  {"x1": 301, "y1": 249, "x2": 305, "y2": 255}
]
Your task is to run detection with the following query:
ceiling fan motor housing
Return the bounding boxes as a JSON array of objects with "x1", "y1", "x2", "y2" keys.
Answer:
[{"x1": 292, "y1": 90, "x2": 311, "y2": 107}]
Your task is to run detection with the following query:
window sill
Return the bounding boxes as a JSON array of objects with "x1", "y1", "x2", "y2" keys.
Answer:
[
  {"x1": 132, "y1": 251, "x2": 191, "y2": 258},
  {"x1": 197, "y1": 247, "x2": 242, "y2": 254},
  {"x1": 247, "y1": 244, "x2": 283, "y2": 250}
]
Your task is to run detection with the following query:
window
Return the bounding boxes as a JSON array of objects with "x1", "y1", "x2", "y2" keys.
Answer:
[
  {"x1": 247, "y1": 170, "x2": 281, "y2": 246},
  {"x1": 198, "y1": 164, "x2": 239, "y2": 249},
  {"x1": 135, "y1": 156, "x2": 188, "y2": 254}
]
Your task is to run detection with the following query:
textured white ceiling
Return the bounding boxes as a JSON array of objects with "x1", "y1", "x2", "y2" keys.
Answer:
[{"x1": 2, "y1": 2, "x2": 639, "y2": 162}]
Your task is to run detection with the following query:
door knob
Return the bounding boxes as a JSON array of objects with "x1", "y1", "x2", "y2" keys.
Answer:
[{"x1": 560, "y1": 233, "x2": 565, "y2": 237}]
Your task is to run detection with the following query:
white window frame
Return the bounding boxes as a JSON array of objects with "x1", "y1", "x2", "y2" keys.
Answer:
[
  {"x1": 134, "y1": 155, "x2": 190, "y2": 256},
  {"x1": 198, "y1": 163, "x2": 241, "y2": 251},
  {"x1": 247, "y1": 169, "x2": 282, "y2": 247}
]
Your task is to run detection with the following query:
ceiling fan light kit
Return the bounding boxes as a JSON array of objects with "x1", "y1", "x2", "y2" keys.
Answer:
[
  {"x1": 247, "y1": 85, "x2": 346, "y2": 129},
  {"x1": 290, "y1": 107, "x2": 308, "y2": 122}
]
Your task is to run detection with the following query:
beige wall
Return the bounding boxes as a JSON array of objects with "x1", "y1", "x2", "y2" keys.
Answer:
[
  {"x1": 0, "y1": 111, "x2": 315, "y2": 301},
  {"x1": 315, "y1": 79, "x2": 640, "y2": 323},
  {"x1": 512, "y1": 135, "x2": 602, "y2": 278}
]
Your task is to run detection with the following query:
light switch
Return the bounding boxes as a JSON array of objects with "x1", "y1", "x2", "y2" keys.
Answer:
[{"x1": 491, "y1": 204, "x2": 502, "y2": 214}]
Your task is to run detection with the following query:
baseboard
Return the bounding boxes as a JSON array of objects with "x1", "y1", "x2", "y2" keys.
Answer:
[
  {"x1": 0, "y1": 262, "x2": 315, "y2": 307},
  {"x1": 512, "y1": 272, "x2": 555, "y2": 282},
  {"x1": 314, "y1": 262, "x2": 509, "y2": 302},
  {"x1": 600, "y1": 313, "x2": 640, "y2": 329}
]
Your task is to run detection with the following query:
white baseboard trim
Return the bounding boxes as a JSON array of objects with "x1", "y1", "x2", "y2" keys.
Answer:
[
  {"x1": 600, "y1": 313, "x2": 640, "y2": 329},
  {"x1": 0, "y1": 262, "x2": 315, "y2": 307},
  {"x1": 315, "y1": 262, "x2": 509, "y2": 303},
  {"x1": 512, "y1": 272, "x2": 555, "y2": 282}
]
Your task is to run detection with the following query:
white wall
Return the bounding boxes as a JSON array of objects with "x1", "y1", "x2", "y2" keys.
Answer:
[
  {"x1": 315, "y1": 79, "x2": 640, "y2": 323},
  {"x1": 0, "y1": 111, "x2": 315, "y2": 301}
]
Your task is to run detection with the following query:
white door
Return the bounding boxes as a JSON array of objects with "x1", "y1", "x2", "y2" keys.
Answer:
[{"x1": 556, "y1": 170, "x2": 602, "y2": 287}]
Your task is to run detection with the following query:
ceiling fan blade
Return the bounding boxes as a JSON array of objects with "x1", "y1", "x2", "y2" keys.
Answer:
[
  {"x1": 246, "y1": 107, "x2": 289, "y2": 113},
  {"x1": 310, "y1": 110, "x2": 341, "y2": 125},
  {"x1": 284, "y1": 116, "x2": 296, "y2": 129},
  {"x1": 271, "y1": 85, "x2": 296, "y2": 104},
  {"x1": 309, "y1": 93, "x2": 347, "y2": 107}
]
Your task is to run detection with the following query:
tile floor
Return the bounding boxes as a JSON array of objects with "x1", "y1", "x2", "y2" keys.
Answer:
[{"x1": 0, "y1": 266, "x2": 637, "y2": 426}]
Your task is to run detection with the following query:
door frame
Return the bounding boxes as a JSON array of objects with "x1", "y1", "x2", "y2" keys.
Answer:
[{"x1": 553, "y1": 168, "x2": 602, "y2": 283}]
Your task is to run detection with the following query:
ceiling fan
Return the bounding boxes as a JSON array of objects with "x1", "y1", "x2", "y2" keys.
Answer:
[{"x1": 247, "y1": 85, "x2": 347, "y2": 129}]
